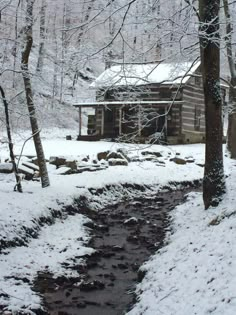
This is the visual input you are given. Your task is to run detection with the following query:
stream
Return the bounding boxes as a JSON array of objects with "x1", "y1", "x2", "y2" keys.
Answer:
[{"x1": 34, "y1": 188, "x2": 195, "y2": 315}]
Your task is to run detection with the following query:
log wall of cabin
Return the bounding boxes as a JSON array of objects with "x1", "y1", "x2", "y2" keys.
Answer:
[
  {"x1": 95, "y1": 107, "x2": 103, "y2": 134},
  {"x1": 97, "y1": 85, "x2": 183, "y2": 102},
  {"x1": 96, "y1": 85, "x2": 183, "y2": 137},
  {"x1": 95, "y1": 106, "x2": 120, "y2": 136},
  {"x1": 182, "y1": 76, "x2": 206, "y2": 142},
  {"x1": 167, "y1": 104, "x2": 181, "y2": 136},
  {"x1": 138, "y1": 85, "x2": 182, "y2": 136}
]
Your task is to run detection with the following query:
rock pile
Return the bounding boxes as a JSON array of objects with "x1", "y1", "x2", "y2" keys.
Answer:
[{"x1": 0, "y1": 148, "x2": 204, "y2": 179}]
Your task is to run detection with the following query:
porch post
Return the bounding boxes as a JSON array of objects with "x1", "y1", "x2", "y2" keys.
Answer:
[
  {"x1": 164, "y1": 105, "x2": 168, "y2": 140},
  {"x1": 138, "y1": 104, "x2": 141, "y2": 136},
  {"x1": 101, "y1": 107, "x2": 104, "y2": 136},
  {"x1": 179, "y1": 104, "x2": 182, "y2": 135},
  {"x1": 79, "y1": 106, "x2": 82, "y2": 136},
  {"x1": 119, "y1": 107, "x2": 122, "y2": 135}
]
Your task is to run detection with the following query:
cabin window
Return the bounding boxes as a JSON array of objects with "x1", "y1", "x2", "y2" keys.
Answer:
[{"x1": 194, "y1": 106, "x2": 201, "y2": 131}]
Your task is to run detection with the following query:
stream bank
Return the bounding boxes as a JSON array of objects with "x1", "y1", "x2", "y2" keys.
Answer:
[{"x1": 34, "y1": 186, "x2": 198, "y2": 315}]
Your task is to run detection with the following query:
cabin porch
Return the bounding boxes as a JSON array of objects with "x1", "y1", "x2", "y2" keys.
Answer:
[{"x1": 73, "y1": 101, "x2": 184, "y2": 143}]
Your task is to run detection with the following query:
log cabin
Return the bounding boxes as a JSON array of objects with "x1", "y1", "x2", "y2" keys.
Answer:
[{"x1": 74, "y1": 61, "x2": 228, "y2": 144}]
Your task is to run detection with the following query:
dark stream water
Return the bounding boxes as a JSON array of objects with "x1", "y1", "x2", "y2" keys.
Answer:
[{"x1": 34, "y1": 188, "x2": 194, "y2": 315}]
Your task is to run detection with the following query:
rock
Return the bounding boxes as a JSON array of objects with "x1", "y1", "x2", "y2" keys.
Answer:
[
  {"x1": 108, "y1": 158, "x2": 128, "y2": 166},
  {"x1": 65, "y1": 160, "x2": 77, "y2": 170},
  {"x1": 54, "y1": 166, "x2": 72, "y2": 175},
  {"x1": 18, "y1": 164, "x2": 35, "y2": 180},
  {"x1": 106, "y1": 151, "x2": 130, "y2": 166},
  {"x1": 82, "y1": 156, "x2": 89, "y2": 162},
  {"x1": 83, "y1": 221, "x2": 96, "y2": 229},
  {"x1": 80, "y1": 280, "x2": 105, "y2": 291},
  {"x1": 0, "y1": 163, "x2": 13, "y2": 174},
  {"x1": 97, "y1": 224, "x2": 109, "y2": 232},
  {"x1": 130, "y1": 155, "x2": 140, "y2": 162},
  {"x1": 196, "y1": 163, "x2": 205, "y2": 167},
  {"x1": 137, "y1": 268, "x2": 147, "y2": 282},
  {"x1": 156, "y1": 159, "x2": 165, "y2": 165},
  {"x1": 97, "y1": 151, "x2": 109, "y2": 161},
  {"x1": 31, "y1": 157, "x2": 39, "y2": 165},
  {"x1": 112, "y1": 245, "x2": 124, "y2": 252},
  {"x1": 117, "y1": 263, "x2": 128, "y2": 269},
  {"x1": 208, "y1": 217, "x2": 220, "y2": 226},
  {"x1": 117, "y1": 148, "x2": 131, "y2": 162},
  {"x1": 78, "y1": 166, "x2": 102, "y2": 173},
  {"x1": 170, "y1": 157, "x2": 187, "y2": 165},
  {"x1": 22, "y1": 161, "x2": 40, "y2": 172},
  {"x1": 100, "y1": 159, "x2": 108, "y2": 165},
  {"x1": 185, "y1": 156, "x2": 195, "y2": 163},
  {"x1": 124, "y1": 217, "x2": 139, "y2": 226},
  {"x1": 106, "y1": 151, "x2": 125, "y2": 160},
  {"x1": 140, "y1": 155, "x2": 157, "y2": 161},
  {"x1": 76, "y1": 302, "x2": 86, "y2": 308},
  {"x1": 186, "y1": 159, "x2": 195, "y2": 163},
  {"x1": 49, "y1": 156, "x2": 67, "y2": 168},
  {"x1": 141, "y1": 150, "x2": 162, "y2": 157},
  {"x1": 66, "y1": 135, "x2": 72, "y2": 140}
]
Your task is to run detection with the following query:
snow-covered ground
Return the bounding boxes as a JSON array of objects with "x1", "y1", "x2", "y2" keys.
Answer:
[{"x1": 0, "y1": 128, "x2": 235, "y2": 314}]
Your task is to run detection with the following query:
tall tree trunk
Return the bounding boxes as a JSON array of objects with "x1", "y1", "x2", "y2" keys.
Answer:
[
  {"x1": 59, "y1": 1, "x2": 66, "y2": 103},
  {"x1": 0, "y1": 86, "x2": 23, "y2": 193},
  {"x1": 36, "y1": 0, "x2": 46, "y2": 73},
  {"x1": 12, "y1": 0, "x2": 21, "y2": 88},
  {"x1": 21, "y1": 0, "x2": 50, "y2": 188},
  {"x1": 222, "y1": 0, "x2": 236, "y2": 158},
  {"x1": 52, "y1": 9, "x2": 58, "y2": 107},
  {"x1": 199, "y1": 0, "x2": 225, "y2": 209},
  {"x1": 71, "y1": 0, "x2": 95, "y2": 94}
]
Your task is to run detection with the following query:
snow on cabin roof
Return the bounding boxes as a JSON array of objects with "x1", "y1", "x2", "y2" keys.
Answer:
[{"x1": 90, "y1": 61, "x2": 201, "y2": 89}]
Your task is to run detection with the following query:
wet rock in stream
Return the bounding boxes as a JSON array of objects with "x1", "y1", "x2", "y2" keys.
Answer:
[{"x1": 34, "y1": 189, "x2": 195, "y2": 315}]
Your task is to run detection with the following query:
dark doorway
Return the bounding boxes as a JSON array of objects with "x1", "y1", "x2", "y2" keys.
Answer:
[
  {"x1": 103, "y1": 107, "x2": 118, "y2": 137},
  {"x1": 141, "y1": 108, "x2": 166, "y2": 136}
]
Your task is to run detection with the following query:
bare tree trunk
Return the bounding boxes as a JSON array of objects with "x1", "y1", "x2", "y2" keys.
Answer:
[
  {"x1": 0, "y1": 85, "x2": 23, "y2": 193},
  {"x1": 52, "y1": 10, "x2": 58, "y2": 107},
  {"x1": 21, "y1": 0, "x2": 50, "y2": 188},
  {"x1": 59, "y1": 1, "x2": 66, "y2": 103},
  {"x1": 12, "y1": 0, "x2": 21, "y2": 88},
  {"x1": 227, "y1": 80, "x2": 236, "y2": 158},
  {"x1": 222, "y1": 0, "x2": 236, "y2": 158},
  {"x1": 71, "y1": 0, "x2": 95, "y2": 94},
  {"x1": 132, "y1": 2, "x2": 138, "y2": 60},
  {"x1": 199, "y1": 0, "x2": 225, "y2": 209},
  {"x1": 36, "y1": 0, "x2": 46, "y2": 73}
]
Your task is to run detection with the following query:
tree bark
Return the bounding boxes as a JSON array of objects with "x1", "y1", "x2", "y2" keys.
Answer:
[
  {"x1": 52, "y1": 10, "x2": 58, "y2": 107},
  {"x1": 36, "y1": 0, "x2": 46, "y2": 73},
  {"x1": 0, "y1": 86, "x2": 23, "y2": 193},
  {"x1": 222, "y1": 0, "x2": 236, "y2": 158},
  {"x1": 59, "y1": 0, "x2": 66, "y2": 103},
  {"x1": 12, "y1": 0, "x2": 21, "y2": 88},
  {"x1": 199, "y1": 0, "x2": 225, "y2": 209},
  {"x1": 21, "y1": 0, "x2": 50, "y2": 188},
  {"x1": 71, "y1": 0, "x2": 95, "y2": 94}
]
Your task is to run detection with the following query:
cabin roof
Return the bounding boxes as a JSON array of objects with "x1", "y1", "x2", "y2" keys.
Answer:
[
  {"x1": 90, "y1": 61, "x2": 201, "y2": 89},
  {"x1": 73, "y1": 100, "x2": 183, "y2": 108}
]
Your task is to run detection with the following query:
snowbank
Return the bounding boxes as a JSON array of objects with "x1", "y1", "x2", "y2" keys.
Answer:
[{"x1": 0, "y1": 129, "x2": 234, "y2": 314}]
